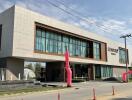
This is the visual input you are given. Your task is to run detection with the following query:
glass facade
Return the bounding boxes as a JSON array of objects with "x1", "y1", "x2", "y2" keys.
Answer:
[
  {"x1": 93, "y1": 42, "x2": 100, "y2": 60},
  {"x1": 35, "y1": 26, "x2": 103, "y2": 60},
  {"x1": 95, "y1": 65, "x2": 101, "y2": 78},
  {"x1": 119, "y1": 48, "x2": 127, "y2": 64},
  {"x1": 35, "y1": 27, "x2": 90, "y2": 58},
  {"x1": 101, "y1": 66, "x2": 113, "y2": 78}
]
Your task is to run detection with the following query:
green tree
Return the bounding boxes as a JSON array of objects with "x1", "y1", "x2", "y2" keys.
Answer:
[
  {"x1": 25, "y1": 63, "x2": 34, "y2": 72},
  {"x1": 35, "y1": 63, "x2": 42, "y2": 78}
]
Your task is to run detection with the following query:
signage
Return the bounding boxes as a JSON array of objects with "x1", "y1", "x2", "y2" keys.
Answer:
[{"x1": 108, "y1": 47, "x2": 118, "y2": 55}]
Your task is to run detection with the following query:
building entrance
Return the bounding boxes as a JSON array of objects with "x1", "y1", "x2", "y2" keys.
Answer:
[
  {"x1": 46, "y1": 62, "x2": 65, "y2": 82},
  {"x1": 43, "y1": 62, "x2": 94, "y2": 82},
  {"x1": 71, "y1": 64, "x2": 94, "y2": 81}
]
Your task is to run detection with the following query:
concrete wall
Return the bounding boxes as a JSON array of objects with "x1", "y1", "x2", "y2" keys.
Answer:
[
  {"x1": 0, "y1": 6, "x2": 14, "y2": 57},
  {"x1": 113, "y1": 67, "x2": 126, "y2": 78},
  {"x1": 128, "y1": 47, "x2": 132, "y2": 67},
  {"x1": 6, "y1": 58, "x2": 24, "y2": 80},
  {"x1": 0, "y1": 57, "x2": 24, "y2": 80}
]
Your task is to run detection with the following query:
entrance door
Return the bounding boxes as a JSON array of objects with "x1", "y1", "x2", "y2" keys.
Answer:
[{"x1": 46, "y1": 62, "x2": 65, "y2": 82}]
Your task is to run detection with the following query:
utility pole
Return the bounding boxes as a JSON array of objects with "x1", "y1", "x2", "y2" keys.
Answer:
[{"x1": 120, "y1": 34, "x2": 132, "y2": 82}]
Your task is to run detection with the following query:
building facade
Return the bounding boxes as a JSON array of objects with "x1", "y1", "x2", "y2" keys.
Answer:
[{"x1": 0, "y1": 5, "x2": 132, "y2": 81}]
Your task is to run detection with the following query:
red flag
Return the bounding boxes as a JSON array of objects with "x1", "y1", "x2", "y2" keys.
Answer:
[{"x1": 122, "y1": 70, "x2": 132, "y2": 82}]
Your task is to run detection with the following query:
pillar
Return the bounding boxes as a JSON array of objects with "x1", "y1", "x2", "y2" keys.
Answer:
[
  {"x1": 6, "y1": 58, "x2": 24, "y2": 80},
  {"x1": 0, "y1": 57, "x2": 24, "y2": 80},
  {"x1": 93, "y1": 65, "x2": 95, "y2": 80},
  {"x1": 88, "y1": 64, "x2": 94, "y2": 80}
]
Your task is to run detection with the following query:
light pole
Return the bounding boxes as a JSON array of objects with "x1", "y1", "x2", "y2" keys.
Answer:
[{"x1": 120, "y1": 34, "x2": 132, "y2": 82}]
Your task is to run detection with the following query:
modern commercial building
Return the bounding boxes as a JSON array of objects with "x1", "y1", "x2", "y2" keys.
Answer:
[{"x1": 0, "y1": 5, "x2": 132, "y2": 81}]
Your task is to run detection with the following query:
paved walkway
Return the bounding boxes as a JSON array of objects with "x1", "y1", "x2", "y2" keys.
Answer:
[
  {"x1": 97, "y1": 88, "x2": 132, "y2": 100},
  {"x1": 0, "y1": 81, "x2": 132, "y2": 100}
]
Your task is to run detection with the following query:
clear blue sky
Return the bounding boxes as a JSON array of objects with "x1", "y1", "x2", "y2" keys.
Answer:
[{"x1": 0, "y1": 0, "x2": 132, "y2": 47}]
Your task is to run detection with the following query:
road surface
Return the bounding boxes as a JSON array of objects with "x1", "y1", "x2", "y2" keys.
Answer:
[{"x1": 0, "y1": 81, "x2": 132, "y2": 100}]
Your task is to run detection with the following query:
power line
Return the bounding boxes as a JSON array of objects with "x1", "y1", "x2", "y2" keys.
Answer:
[
  {"x1": 56, "y1": 0, "x2": 128, "y2": 34},
  {"x1": 46, "y1": 0, "x2": 132, "y2": 45},
  {"x1": 46, "y1": 0, "x2": 118, "y2": 33}
]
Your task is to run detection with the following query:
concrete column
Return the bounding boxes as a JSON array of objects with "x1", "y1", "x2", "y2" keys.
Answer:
[
  {"x1": 46, "y1": 61, "x2": 65, "y2": 82},
  {"x1": 88, "y1": 64, "x2": 94, "y2": 80},
  {"x1": 6, "y1": 58, "x2": 24, "y2": 80},
  {"x1": 93, "y1": 65, "x2": 95, "y2": 80}
]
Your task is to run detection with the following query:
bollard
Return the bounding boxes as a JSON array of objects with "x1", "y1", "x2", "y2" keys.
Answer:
[
  {"x1": 112, "y1": 86, "x2": 115, "y2": 95},
  {"x1": 58, "y1": 93, "x2": 60, "y2": 100},
  {"x1": 93, "y1": 88, "x2": 96, "y2": 100}
]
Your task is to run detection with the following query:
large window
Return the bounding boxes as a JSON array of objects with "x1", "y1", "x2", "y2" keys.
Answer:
[
  {"x1": 35, "y1": 26, "x2": 88, "y2": 57},
  {"x1": 0, "y1": 24, "x2": 2, "y2": 49},
  {"x1": 93, "y1": 42, "x2": 101, "y2": 60},
  {"x1": 119, "y1": 48, "x2": 128, "y2": 64},
  {"x1": 35, "y1": 28, "x2": 45, "y2": 52},
  {"x1": 35, "y1": 26, "x2": 105, "y2": 60},
  {"x1": 101, "y1": 66, "x2": 113, "y2": 78},
  {"x1": 95, "y1": 65, "x2": 101, "y2": 78}
]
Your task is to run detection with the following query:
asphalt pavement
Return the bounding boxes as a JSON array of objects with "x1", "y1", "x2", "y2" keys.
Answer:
[{"x1": 0, "y1": 81, "x2": 132, "y2": 100}]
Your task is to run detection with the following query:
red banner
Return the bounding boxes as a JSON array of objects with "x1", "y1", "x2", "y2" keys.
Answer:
[{"x1": 65, "y1": 49, "x2": 72, "y2": 87}]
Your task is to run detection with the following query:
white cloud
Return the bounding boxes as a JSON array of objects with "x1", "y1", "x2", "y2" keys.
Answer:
[
  {"x1": 15, "y1": 0, "x2": 27, "y2": 8},
  {"x1": 0, "y1": 0, "x2": 131, "y2": 46},
  {"x1": 128, "y1": 18, "x2": 132, "y2": 24},
  {"x1": 59, "y1": 4, "x2": 67, "y2": 10},
  {"x1": 67, "y1": 17, "x2": 132, "y2": 45},
  {"x1": 99, "y1": 19, "x2": 126, "y2": 33},
  {"x1": 85, "y1": 17, "x2": 97, "y2": 24},
  {"x1": 0, "y1": 0, "x2": 13, "y2": 12}
]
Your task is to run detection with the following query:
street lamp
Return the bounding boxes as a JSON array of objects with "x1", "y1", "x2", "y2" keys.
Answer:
[{"x1": 120, "y1": 34, "x2": 132, "y2": 82}]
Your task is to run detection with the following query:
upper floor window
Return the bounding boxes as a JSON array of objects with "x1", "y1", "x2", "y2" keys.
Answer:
[
  {"x1": 35, "y1": 26, "x2": 88, "y2": 58},
  {"x1": 35, "y1": 28, "x2": 46, "y2": 52},
  {"x1": 35, "y1": 24, "x2": 105, "y2": 62},
  {"x1": 119, "y1": 48, "x2": 129, "y2": 64},
  {"x1": 93, "y1": 42, "x2": 101, "y2": 60}
]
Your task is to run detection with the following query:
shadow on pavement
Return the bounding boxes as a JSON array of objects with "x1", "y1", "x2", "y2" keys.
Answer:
[{"x1": 112, "y1": 98, "x2": 132, "y2": 100}]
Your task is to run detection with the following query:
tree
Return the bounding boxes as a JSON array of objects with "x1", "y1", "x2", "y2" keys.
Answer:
[
  {"x1": 25, "y1": 63, "x2": 34, "y2": 72},
  {"x1": 35, "y1": 63, "x2": 42, "y2": 78}
]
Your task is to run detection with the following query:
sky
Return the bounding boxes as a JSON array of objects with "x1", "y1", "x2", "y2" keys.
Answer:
[{"x1": 0, "y1": 0, "x2": 132, "y2": 47}]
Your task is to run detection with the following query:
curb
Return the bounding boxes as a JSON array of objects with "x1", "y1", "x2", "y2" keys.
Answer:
[{"x1": 0, "y1": 87, "x2": 73, "y2": 98}]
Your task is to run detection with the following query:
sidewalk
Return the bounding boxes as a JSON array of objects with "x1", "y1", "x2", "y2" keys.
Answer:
[{"x1": 97, "y1": 89, "x2": 132, "y2": 100}]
